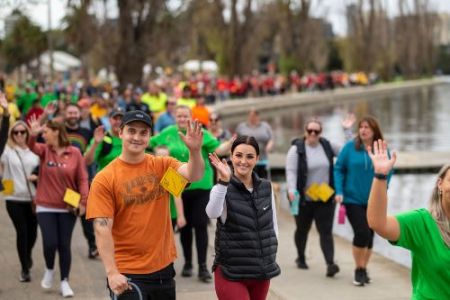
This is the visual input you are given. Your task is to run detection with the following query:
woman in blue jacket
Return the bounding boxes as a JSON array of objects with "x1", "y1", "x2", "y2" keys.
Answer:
[{"x1": 334, "y1": 115, "x2": 391, "y2": 286}]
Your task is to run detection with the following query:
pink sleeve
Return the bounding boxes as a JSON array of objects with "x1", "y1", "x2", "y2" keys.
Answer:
[
  {"x1": 76, "y1": 150, "x2": 89, "y2": 206},
  {"x1": 28, "y1": 135, "x2": 46, "y2": 158}
]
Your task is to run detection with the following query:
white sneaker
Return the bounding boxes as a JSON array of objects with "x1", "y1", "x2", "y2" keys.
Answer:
[
  {"x1": 40, "y1": 268, "x2": 54, "y2": 289},
  {"x1": 60, "y1": 280, "x2": 74, "y2": 298}
]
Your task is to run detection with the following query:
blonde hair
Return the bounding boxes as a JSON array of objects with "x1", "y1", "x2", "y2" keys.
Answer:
[
  {"x1": 429, "y1": 164, "x2": 450, "y2": 247},
  {"x1": 8, "y1": 121, "x2": 31, "y2": 148}
]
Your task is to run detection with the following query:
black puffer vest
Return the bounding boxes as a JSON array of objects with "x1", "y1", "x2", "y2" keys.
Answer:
[
  {"x1": 213, "y1": 172, "x2": 280, "y2": 280},
  {"x1": 291, "y1": 137, "x2": 335, "y2": 201}
]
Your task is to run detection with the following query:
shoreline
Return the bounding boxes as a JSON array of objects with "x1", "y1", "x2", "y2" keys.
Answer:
[{"x1": 211, "y1": 78, "x2": 442, "y2": 116}]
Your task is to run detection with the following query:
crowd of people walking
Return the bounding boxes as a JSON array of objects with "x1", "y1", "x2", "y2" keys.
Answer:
[{"x1": 0, "y1": 72, "x2": 448, "y2": 300}]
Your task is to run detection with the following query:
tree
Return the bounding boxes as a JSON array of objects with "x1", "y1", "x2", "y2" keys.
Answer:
[
  {"x1": 115, "y1": 0, "x2": 167, "y2": 87},
  {"x1": 1, "y1": 10, "x2": 47, "y2": 74},
  {"x1": 63, "y1": 0, "x2": 98, "y2": 80}
]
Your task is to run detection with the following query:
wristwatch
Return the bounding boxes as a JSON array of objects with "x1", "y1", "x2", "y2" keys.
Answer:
[
  {"x1": 217, "y1": 179, "x2": 230, "y2": 186},
  {"x1": 374, "y1": 173, "x2": 388, "y2": 180}
]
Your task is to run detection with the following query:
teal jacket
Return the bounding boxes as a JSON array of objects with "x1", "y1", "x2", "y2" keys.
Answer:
[{"x1": 334, "y1": 140, "x2": 392, "y2": 206}]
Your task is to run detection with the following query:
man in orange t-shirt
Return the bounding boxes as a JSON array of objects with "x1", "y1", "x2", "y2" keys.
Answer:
[
  {"x1": 191, "y1": 95, "x2": 210, "y2": 128},
  {"x1": 87, "y1": 110, "x2": 205, "y2": 299}
]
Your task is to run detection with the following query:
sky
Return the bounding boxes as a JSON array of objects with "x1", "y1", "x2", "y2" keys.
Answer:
[{"x1": 2, "y1": 0, "x2": 450, "y2": 37}]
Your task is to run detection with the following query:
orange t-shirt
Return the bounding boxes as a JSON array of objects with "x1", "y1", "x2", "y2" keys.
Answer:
[
  {"x1": 191, "y1": 105, "x2": 210, "y2": 127},
  {"x1": 86, "y1": 154, "x2": 182, "y2": 274}
]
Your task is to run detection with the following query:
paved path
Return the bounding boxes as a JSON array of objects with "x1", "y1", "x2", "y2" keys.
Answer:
[{"x1": 0, "y1": 201, "x2": 411, "y2": 299}]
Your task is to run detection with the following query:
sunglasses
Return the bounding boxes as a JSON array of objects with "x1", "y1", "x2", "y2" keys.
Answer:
[
  {"x1": 306, "y1": 129, "x2": 321, "y2": 135},
  {"x1": 12, "y1": 130, "x2": 27, "y2": 135}
]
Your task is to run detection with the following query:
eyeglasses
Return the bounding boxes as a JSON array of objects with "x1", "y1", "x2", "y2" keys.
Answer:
[
  {"x1": 209, "y1": 118, "x2": 219, "y2": 122},
  {"x1": 12, "y1": 130, "x2": 27, "y2": 136},
  {"x1": 167, "y1": 102, "x2": 177, "y2": 106},
  {"x1": 306, "y1": 129, "x2": 321, "y2": 135}
]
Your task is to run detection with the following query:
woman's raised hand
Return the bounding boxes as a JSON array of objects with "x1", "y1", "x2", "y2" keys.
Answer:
[
  {"x1": 29, "y1": 115, "x2": 44, "y2": 136},
  {"x1": 209, "y1": 152, "x2": 232, "y2": 182},
  {"x1": 341, "y1": 113, "x2": 356, "y2": 129},
  {"x1": 366, "y1": 139, "x2": 397, "y2": 175}
]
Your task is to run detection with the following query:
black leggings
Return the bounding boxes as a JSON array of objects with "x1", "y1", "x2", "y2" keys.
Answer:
[
  {"x1": 344, "y1": 204, "x2": 374, "y2": 249},
  {"x1": 79, "y1": 214, "x2": 96, "y2": 251},
  {"x1": 294, "y1": 200, "x2": 336, "y2": 265},
  {"x1": 180, "y1": 189, "x2": 210, "y2": 265},
  {"x1": 37, "y1": 212, "x2": 77, "y2": 280},
  {"x1": 5, "y1": 201, "x2": 38, "y2": 273}
]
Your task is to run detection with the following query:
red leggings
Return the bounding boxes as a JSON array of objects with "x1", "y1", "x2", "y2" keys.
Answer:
[{"x1": 214, "y1": 266, "x2": 270, "y2": 300}]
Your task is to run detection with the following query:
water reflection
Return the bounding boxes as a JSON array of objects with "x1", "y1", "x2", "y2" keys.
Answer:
[{"x1": 223, "y1": 84, "x2": 450, "y2": 152}]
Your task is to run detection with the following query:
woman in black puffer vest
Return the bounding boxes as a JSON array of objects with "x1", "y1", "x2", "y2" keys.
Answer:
[{"x1": 207, "y1": 135, "x2": 280, "y2": 300}]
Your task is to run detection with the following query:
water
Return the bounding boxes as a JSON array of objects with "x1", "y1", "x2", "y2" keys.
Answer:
[
  {"x1": 223, "y1": 83, "x2": 450, "y2": 152},
  {"x1": 222, "y1": 83, "x2": 450, "y2": 267}
]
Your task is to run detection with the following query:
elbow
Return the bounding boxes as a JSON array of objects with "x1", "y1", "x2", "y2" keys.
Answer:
[{"x1": 205, "y1": 207, "x2": 220, "y2": 219}]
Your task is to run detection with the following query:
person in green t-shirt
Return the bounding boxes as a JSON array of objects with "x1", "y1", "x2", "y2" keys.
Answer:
[
  {"x1": 154, "y1": 145, "x2": 187, "y2": 231},
  {"x1": 367, "y1": 140, "x2": 450, "y2": 300},
  {"x1": 151, "y1": 105, "x2": 233, "y2": 283},
  {"x1": 84, "y1": 109, "x2": 124, "y2": 172}
]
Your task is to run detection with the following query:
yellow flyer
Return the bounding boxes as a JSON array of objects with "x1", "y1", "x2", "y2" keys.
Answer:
[
  {"x1": 317, "y1": 183, "x2": 335, "y2": 202},
  {"x1": 2, "y1": 179, "x2": 14, "y2": 195},
  {"x1": 63, "y1": 188, "x2": 81, "y2": 208},
  {"x1": 160, "y1": 167, "x2": 189, "y2": 197},
  {"x1": 305, "y1": 183, "x2": 320, "y2": 201}
]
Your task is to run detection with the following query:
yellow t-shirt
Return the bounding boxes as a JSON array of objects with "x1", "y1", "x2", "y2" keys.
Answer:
[
  {"x1": 0, "y1": 103, "x2": 21, "y2": 125},
  {"x1": 141, "y1": 92, "x2": 168, "y2": 114},
  {"x1": 86, "y1": 154, "x2": 182, "y2": 274}
]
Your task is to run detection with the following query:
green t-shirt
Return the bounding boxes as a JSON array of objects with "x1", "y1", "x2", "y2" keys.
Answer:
[
  {"x1": 391, "y1": 209, "x2": 450, "y2": 300},
  {"x1": 17, "y1": 92, "x2": 38, "y2": 114},
  {"x1": 169, "y1": 195, "x2": 177, "y2": 219},
  {"x1": 40, "y1": 93, "x2": 57, "y2": 108},
  {"x1": 87, "y1": 133, "x2": 123, "y2": 172},
  {"x1": 150, "y1": 125, "x2": 220, "y2": 190}
]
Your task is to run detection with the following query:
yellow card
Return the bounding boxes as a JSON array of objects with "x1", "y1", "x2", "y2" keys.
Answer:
[
  {"x1": 2, "y1": 179, "x2": 14, "y2": 195},
  {"x1": 317, "y1": 183, "x2": 335, "y2": 202},
  {"x1": 160, "y1": 167, "x2": 189, "y2": 197},
  {"x1": 305, "y1": 183, "x2": 320, "y2": 201},
  {"x1": 63, "y1": 188, "x2": 81, "y2": 208}
]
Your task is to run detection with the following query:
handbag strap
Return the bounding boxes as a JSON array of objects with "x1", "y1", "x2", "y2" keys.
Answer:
[{"x1": 13, "y1": 148, "x2": 34, "y2": 200}]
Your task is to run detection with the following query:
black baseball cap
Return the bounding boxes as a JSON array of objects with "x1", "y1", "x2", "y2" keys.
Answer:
[
  {"x1": 121, "y1": 110, "x2": 152, "y2": 128},
  {"x1": 110, "y1": 107, "x2": 125, "y2": 118}
]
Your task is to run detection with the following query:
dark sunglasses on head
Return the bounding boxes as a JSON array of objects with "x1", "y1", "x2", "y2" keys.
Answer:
[
  {"x1": 306, "y1": 129, "x2": 321, "y2": 135},
  {"x1": 12, "y1": 130, "x2": 27, "y2": 135}
]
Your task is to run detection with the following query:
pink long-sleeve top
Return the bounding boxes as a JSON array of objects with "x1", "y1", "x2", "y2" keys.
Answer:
[{"x1": 28, "y1": 136, "x2": 89, "y2": 208}]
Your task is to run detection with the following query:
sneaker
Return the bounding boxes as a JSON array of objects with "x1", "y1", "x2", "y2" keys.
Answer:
[
  {"x1": 198, "y1": 264, "x2": 212, "y2": 283},
  {"x1": 60, "y1": 280, "x2": 74, "y2": 298},
  {"x1": 181, "y1": 262, "x2": 193, "y2": 277},
  {"x1": 353, "y1": 268, "x2": 365, "y2": 286},
  {"x1": 295, "y1": 258, "x2": 309, "y2": 269},
  {"x1": 19, "y1": 271, "x2": 31, "y2": 282},
  {"x1": 326, "y1": 263, "x2": 340, "y2": 277},
  {"x1": 362, "y1": 268, "x2": 372, "y2": 284},
  {"x1": 41, "y1": 268, "x2": 54, "y2": 289}
]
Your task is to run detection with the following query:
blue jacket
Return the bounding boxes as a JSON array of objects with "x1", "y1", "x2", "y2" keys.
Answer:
[{"x1": 334, "y1": 140, "x2": 392, "y2": 206}]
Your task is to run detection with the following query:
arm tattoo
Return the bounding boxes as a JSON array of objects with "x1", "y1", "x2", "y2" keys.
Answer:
[{"x1": 94, "y1": 218, "x2": 109, "y2": 227}]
